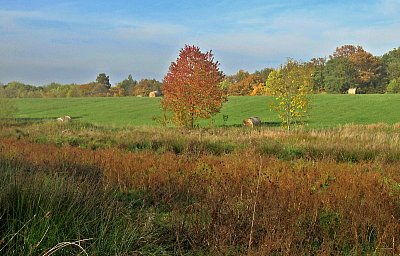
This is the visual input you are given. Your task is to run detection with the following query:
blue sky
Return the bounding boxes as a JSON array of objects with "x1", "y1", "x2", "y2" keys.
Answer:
[{"x1": 1, "y1": 0, "x2": 399, "y2": 85}]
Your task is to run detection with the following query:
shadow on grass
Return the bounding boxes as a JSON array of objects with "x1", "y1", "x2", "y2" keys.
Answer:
[
  {"x1": 221, "y1": 121, "x2": 282, "y2": 128},
  {"x1": 262, "y1": 121, "x2": 282, "y2": 127}
]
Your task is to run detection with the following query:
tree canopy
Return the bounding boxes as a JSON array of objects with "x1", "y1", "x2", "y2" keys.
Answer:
[
  {"x1": 323, "y1": 57, "x2": 355, "y2": 93},
  {"x1": 266, "y1": 59, "x2": 314, "y2": 131},
  {"x1": 162, "y1": 45, "x2": 226, "y2": 128},
  {"x1": 96, "y1": 73, "x2": 111, "y2": 90},
  {"x1": 382, "y1": 47, "x2": 400, "y2": 82}
]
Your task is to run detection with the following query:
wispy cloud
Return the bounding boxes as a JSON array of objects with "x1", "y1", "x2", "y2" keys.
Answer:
[
  {"x1": 0, "y1": 6, "x2": 189, "y2": 84},
  {"x1": 0, "y1": 1, "x2": 399, "y2": 85}
]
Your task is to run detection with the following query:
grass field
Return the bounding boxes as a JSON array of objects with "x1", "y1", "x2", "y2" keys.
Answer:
[{"x1": 12, "y1": 94, "x2": 400, "y2": 128}]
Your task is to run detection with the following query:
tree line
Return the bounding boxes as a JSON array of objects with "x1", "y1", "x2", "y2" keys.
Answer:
[
  {"x1": 1, "y1": 44, "x2": 399, "y2": 99},
  {"x1": 0, "y1": 73, "x2": 162, "y2": 98},
  {"x1": 224, "y1": 45, "x2": 400, "y2": 95}
]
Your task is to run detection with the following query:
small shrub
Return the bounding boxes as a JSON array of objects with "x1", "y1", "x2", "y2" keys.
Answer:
[
  {"x1": 257, "y1": 140, "x2": 283, "y2": 156},
  {"x1": 203, "y1": 141, "x2": 235, "y2": 155},
  {"x1": 280, "y1": 145, "x2": 304, "y2": 160},
  {"x1": 336, "y1": 149, "x2": 359, "y2": 163},
  {"x1": 386, "y1": 78, "x2": 400, "y2": 93}
]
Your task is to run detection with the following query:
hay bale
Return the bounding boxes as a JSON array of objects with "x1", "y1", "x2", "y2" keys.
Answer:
[
  {"x1": 149, "y1": 90, "x2": 162, "y2": 97},
  {"x1": 348, "y1": 88, "x2": 357, "y2": 94},
  {"x1": 243, "y1": 117, "x2": 261, "y2": 128},
  {"x1": 63, "y1": 116, "x2": 71, "y2": 122},
  {"x1": 56, "y1": 116, "x2": 72, "y2": 123}
]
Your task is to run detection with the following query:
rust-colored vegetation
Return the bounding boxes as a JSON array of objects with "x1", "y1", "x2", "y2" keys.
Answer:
[{"x1": 0, "y1": 120, "x2": 399, "y2": 255}]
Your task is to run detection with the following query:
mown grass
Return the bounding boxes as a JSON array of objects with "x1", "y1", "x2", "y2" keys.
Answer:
[
  {"x1": 0, "y1": 120, "x2": 400, "y2": 255},
  {"x1": 12, "y1": 94, "x2": 400, "y2": 128},
  {"x1": 13, "y1": 97, "x2": 163, "y2": 127}
]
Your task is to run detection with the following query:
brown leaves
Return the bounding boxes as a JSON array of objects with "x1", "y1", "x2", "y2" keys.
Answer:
[
  {"x1": 329, "y1": 45, "x2": 383, "y2": 91},
  {"x1": 329, "y1": 45, "x2": 366, "y2": 59}
]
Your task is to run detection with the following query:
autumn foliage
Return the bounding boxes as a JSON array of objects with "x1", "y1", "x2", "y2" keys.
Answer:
[
  {"x1": 266, "y1": 59, "x2": 314, "y2": 131},
  {"x1": 162, "y1": 45, "x2": 226, "y2": 127},
  {"x1": 327, "y1": 45, "x2": 384, "y2": 93}
]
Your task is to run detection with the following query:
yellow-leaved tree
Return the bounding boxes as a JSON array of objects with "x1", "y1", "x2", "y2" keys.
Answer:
[{"x1": 266, "y1": 59, "x2": 313, "y2": 131}]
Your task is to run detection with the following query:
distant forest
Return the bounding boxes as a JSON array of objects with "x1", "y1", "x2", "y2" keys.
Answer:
[{"x1": 1, "y1": 45, "x2": 399, "y2": 98}]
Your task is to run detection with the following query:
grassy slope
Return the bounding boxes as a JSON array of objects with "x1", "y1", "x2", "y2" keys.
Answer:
[
  {"x1": 14, "y1": 97, "x2": 163, "y2": 127},
  {"x1": 13, "y1": 94, "x2": 400, "y2": 128}
]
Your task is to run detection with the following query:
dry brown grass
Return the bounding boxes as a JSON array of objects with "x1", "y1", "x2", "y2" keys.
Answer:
[{"x1": 1, "y1": 134, "x2": 399, "y2": 254}]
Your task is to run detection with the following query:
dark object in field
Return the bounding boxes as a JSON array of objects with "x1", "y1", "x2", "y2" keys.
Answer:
[{"x1": 243, "y1": 117, "x2": 261, "y2": 127}]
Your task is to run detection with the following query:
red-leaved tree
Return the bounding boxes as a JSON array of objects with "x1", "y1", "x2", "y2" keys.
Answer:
[{"x1": 162, "y1": 45, "x2": 226, "y2": 128}]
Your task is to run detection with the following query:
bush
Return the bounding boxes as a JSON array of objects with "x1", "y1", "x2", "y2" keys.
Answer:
[
  {"x1": 386, "y1": 78, "x2": 400, "y2": 93},
  {"x1": 0, "y1": 97, "x2": 18, "y2": 120}
]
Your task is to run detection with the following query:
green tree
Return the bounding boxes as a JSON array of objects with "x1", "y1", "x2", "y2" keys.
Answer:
[
  {"x1": 254, "y1": 68, "x2": 273, "y2": 83},
  {"x1": 162, "y1": 45, "x2": 226, "y2": 128},
  {"x1": 266, "y1": 59, "x2": 313, "y2": 131},
  {"x1": 96, "y1": 73, "x2": 111, "y2": 89},
  {"x1": 309, "y1": 57, "x2": 326, "y2": 92},
  {"x1": 323, "y1": 57, "x2": 355, "y2": 93},
  {"x1": 386, "y1": 78, "x2": 400, "y2": 93},
  {"x1": 382, "y1": 47, "x2": 400, "y2": 81},
  {"x1": 116, "y1": 74, "x2": 137, "y2": 96}
]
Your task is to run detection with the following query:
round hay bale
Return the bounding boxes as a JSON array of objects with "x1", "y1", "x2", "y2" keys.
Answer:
[
  {"x1": 149, "y1": 90, "x2": 162, "y2": 97},
  {"x1": 243, "y1": 117, "x2": 261, "y2": 128}
]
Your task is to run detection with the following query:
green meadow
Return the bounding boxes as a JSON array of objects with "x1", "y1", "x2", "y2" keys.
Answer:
[{"x1": 13, "y1": 94, "x2": 400, "y2": 128}]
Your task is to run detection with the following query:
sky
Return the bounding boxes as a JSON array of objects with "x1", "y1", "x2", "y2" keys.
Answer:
[{"x1": 1, "y1": 0, "x2": 400, "y2": 85}]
